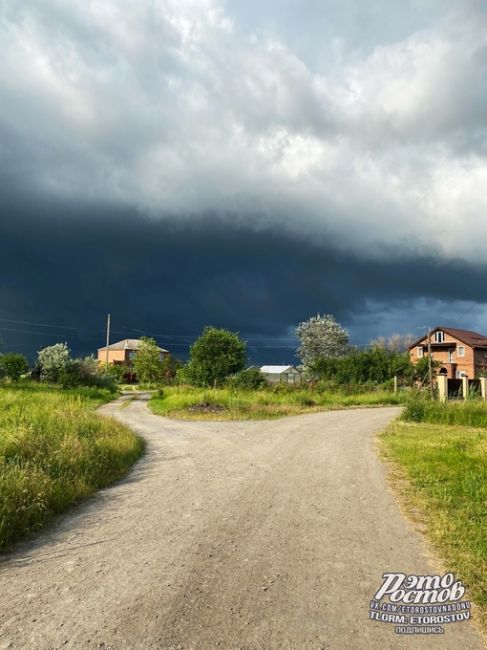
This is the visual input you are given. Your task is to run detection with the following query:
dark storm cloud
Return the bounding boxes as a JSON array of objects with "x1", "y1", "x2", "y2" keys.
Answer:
[
  {"x1": 2, "y1": 198, "x2": 487, "y2": 363},
  {"x1": 1, "y1": 0, "x2": 487, "y2": 260},
  {"x1": 1, "y1": 0, "x2": 487, "y2": 357}
]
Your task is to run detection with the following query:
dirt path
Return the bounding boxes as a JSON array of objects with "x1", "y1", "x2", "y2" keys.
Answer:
[{"x1": 0, "y1": 395, "x2": 484, "y2": 650}]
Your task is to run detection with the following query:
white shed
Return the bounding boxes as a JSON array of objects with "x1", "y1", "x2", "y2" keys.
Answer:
[{"x1": 259, "y1": 365, "x2": 302, "y2": 385}]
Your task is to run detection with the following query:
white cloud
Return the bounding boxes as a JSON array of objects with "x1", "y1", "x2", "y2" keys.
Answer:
[{"x1": 1, "y1": 0, "x2": 487, "y2": 259}]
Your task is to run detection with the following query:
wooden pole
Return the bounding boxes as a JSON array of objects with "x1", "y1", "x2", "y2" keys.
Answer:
[
  {"x1": 393, "y1": 375, "x2": 398, "y2": 394},
  {"x1": 427, "y1": 327, "x2": 434, "y2": 400},
  {"x1": 105, "y1": 313, "x2": 111, "y2": 372}
]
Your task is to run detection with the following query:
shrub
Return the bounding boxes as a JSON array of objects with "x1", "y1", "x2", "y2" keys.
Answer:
[
  {"x1": 0, "y1": 353, "x2": 29, "y2": 381},
  {"x1": 308, "y1": 348, "x2": 414, "y2": 385},
  {"x1": 59, "y1": 357, "x2": 117, "y2": 391},
  {"x1": 402, "y1": 397, "x2": 426, "y2": 422},
  {"x1": 227, "y1": 368, "x2": 266, "y2": 390}
]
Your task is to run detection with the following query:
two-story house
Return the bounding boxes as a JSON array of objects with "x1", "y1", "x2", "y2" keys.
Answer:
[
  {"x1": 97, "y1": 338, "x2": 169, "y2": 366},
  {"x1": 408, "y1": 327, "x2": 487, "y2": 379}
]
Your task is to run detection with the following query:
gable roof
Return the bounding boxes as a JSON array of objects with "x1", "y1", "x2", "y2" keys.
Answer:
[
  {"x1": 260, "y1": 365, "x2": 300, "y2": 374},
  {"x1": 409, "y1": 327, "x2": 487, "y2": 350},
  {"x1": 98, "y1": 338, "x2": 168, "y2": 353}
]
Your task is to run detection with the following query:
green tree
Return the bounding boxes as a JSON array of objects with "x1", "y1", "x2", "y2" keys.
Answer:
[
  {"x1": 296, "y1": 314, "x2": 350, "y2": 367},
  {"x1": 159, "y1": 354, "x2": 181, "y2": 385},
  {"x1": 133, "y1": 337, "x2": 165, "y2": 385},
  {"x1": 186, "y1": 326, "x2": 246, "y2": 387},
  {"x1": 0, "y1": 353, "x2": 29, "y2": 381}
]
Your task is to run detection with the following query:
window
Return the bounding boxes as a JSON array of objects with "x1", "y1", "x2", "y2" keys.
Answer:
[
  {"x1": 417, "y1": 347, "x2": 424, "y2": 358},
  {"x1": 434, "y1": 331, "x2": 444, "y2": 343},
  {"x1": 458, "y1": 346, "x2": 465, "y2": 357}
]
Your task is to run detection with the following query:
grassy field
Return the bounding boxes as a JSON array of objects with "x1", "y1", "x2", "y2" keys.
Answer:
[
  {"x1": 0, "y1": 383, "x2": 143, "y2": 551},
  {"x1": 380, "y1": 419, "x2": 487, "y2": 627},
  {"x1": 149, "y1": 385, "x2": 404, "y2": 420}
]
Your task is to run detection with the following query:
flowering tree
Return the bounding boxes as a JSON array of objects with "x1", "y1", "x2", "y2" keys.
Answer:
[
  {"x1": 37, "y1": 343, "x2": 70, "y2": 382},
  {"x1": 295, "y1": 314, "x2": 350, "y2": 367}
]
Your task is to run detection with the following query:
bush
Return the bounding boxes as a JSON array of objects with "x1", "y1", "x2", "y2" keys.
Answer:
[
  {"x1": 227, "y1": 368, "x2": 266, "y2": 390},
  {"x1": 402, "y1": 397, "x2": 426, "y2": 422},
  {"x1": 59, "y1": 357, "x2": 117, "y2": 391},
  {"x1": 0, "y1": 353, "x2": 29, "y2": 381},
  {"x1": 308, "y1": 348, "x2": 414, "y2": 385}
]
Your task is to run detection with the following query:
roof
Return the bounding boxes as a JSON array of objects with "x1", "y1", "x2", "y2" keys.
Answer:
[
  {"x1": 98, "y1": 338, "x2": 169, "y2": 353},
  {"x1": 259, "y1": 365, "x2": 300, "y2": 374},
  {"x1": 409, "y1": 327, "x2": 487, "y2": 350}
]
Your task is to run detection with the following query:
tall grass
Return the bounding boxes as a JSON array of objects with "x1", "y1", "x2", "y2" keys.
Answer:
[
  {"x1": 0, "y1": 383, "x2": 143, "y2": 551},
  {"x1": 150, "y1": 385, "x2": 404, "y2": 420},
  {"x1": 402, "y1": 396, "x2": 487, "y2": 427}
]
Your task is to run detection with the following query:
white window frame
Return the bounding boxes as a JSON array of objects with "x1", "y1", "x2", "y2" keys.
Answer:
[
  {"x1": 417, "y1": 347, "x2": 424, "y2": 358},
  {"x1": 434, "y1": 331, "x2": 444, "y2": 343},
  {"x1": 458, "y1": 345, "x2": 465, "y2": 357}
]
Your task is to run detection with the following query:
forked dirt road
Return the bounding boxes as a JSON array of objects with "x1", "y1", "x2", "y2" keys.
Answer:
[{"x1": 0, "y1": 395, "x2": 484, "y2": 649}]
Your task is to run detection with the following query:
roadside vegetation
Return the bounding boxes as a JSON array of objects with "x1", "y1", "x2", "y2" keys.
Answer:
[
  {"x1": 150, "y1": 384, "x2": 404, "y2": 420},
  {"x1": 402, "y1": 395, "x2": 487, "y2": 427},
  {"x1": 380, "y1": 395, "x2": 487, "y2": 628},
  {"x1": 0, "y1": 383, "x2": 143, "y2": 552},
  {"x1": 147, "y1": 319, "x2": 415, "y2": 420}
]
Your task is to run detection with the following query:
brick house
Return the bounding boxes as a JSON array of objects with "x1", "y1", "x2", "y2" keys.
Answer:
[
  {"x1": 408, "y1": 327, "x2": 487, "y2": 379},
  {"x1": 97, "y1": 339, "x2": 169, "y2": 367}
]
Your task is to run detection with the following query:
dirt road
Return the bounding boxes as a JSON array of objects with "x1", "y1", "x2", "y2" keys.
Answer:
[{"x1": 0, "y1": 395, "x2": 484, "y2": 649}]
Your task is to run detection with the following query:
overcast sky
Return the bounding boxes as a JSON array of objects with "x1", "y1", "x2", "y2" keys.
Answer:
[{"x1": 1, "y1": 0, "x2": 486, "y2": 361}]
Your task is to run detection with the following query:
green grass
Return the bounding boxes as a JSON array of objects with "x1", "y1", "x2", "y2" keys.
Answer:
[
  {"x1": 402, "y1": 396, "x2": 487, "y2": 427},
  {"x1": 380, "y1": 420, "x2": 487, "y2": 628},
  {"x1": 0, "y1": 382, "x2": 143, "y2": 551},
  {"x1": 149, "y1": 385, "x2": 404, "y2": 420}
]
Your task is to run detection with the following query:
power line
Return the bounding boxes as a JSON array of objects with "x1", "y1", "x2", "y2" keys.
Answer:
[
  {"x1": 0, "y1": 317, "x2": 79, "y2": 330},
  {"x1": 0, "y1": 326, "x2": 71, "y2": 338}
]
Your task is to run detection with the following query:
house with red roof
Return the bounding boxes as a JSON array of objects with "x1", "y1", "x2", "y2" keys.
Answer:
[{"x1": 408, "y1": 327, "x2": 487, "y2": 380}]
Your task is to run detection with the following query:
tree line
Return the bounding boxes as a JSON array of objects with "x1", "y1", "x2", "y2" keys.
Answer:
[{"x1": 0, "y1": 314, "x2": 421, "y2": 388}]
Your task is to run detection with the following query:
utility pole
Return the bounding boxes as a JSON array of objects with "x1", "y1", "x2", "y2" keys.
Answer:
[
  {"x1": 105, "y1": 313, "x2": 111, "y2": 372},
  {"x1": 427, "y1": 326, "x2": 434, "y2": 400}
]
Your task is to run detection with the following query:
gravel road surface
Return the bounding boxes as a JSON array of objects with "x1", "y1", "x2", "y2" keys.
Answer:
[{"x1": 0, "y1": 394, "x2": 484, "y2": 649}]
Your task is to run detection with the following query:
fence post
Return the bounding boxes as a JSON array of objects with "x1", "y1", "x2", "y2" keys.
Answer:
[
  {"x1": 437, "y1": 375, "x2": 448, "y2": 403},
  {"x1": 462, "y1": 376, "x2": 469, "y2": 401},
  {"x1": 480, "y1": 377, "x2": 487, "y2": 401},
  {"x1": 393, "y1": 375, "x2": 398, "y2": 394}
]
